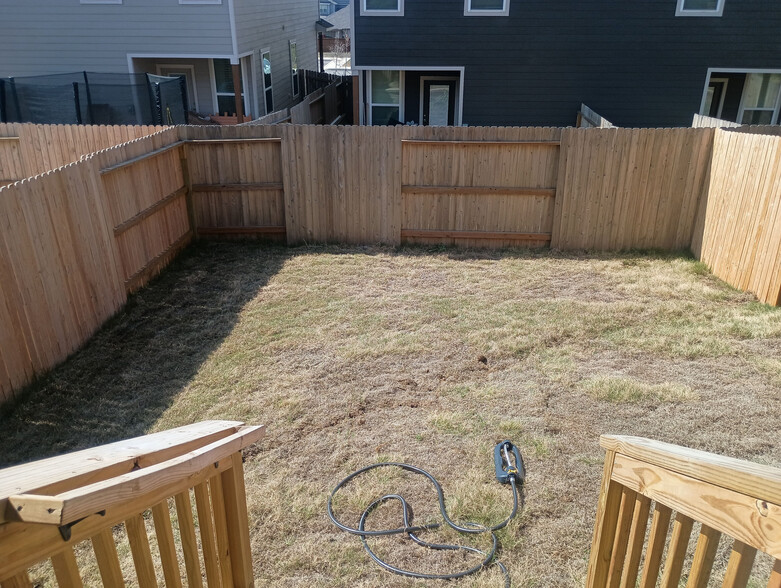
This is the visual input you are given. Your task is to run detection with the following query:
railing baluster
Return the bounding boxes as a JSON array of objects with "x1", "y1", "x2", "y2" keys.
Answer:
[
  {"x1": 767, "y1": 559, "x2": 781, "y2": 588},
  {"x1": 660, "y1": 513, "x2": 694, "y2": 588},
  {"x1": 619, "y1": 494, "x2": 651, "y2": 588},
  {"x1": 91, "y1": 528, "x2": 125, "y2": 587},
  {"x1": 194, "y1": 482, "x2": 221, "y2": 586},
  {"x1": 639, "y1": 503, "x2": 672, "y2": 588},
  {"x1": 586, "y1": 450, "x2": 622, "y2": 587},
  {"x1": 607, "y1": 487, "x2": 637, "y2": 588},
  {"x1": 686, "y1": 524, "x2": 721, "y2": 588},
  {"x1": 0, "y1": 572, "x2": 31, "y2": 588},
  {"x1": 174, "y1": 490, "x2": 204, "y2": 588},
  {"x1": 125, "y1": 513, "x2": 159, "y2": 588},
  {"x1": 151, "y1": 500, "x2": 183, "y2": 588},
  {"x1": 209, "y1": 475, "x2": 235, "y2": 587},
  {"x1": 221, "y1": 453, "x2": 254, "y2": 587},
  {"x1": 722, "y1": 540, "x2": 757, "y2": 588},
  {"x1": 51, "y1": 547, "x2": 83, "y2": 587}
]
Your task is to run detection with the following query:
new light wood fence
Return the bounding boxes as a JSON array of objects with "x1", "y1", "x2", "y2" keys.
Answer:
[
  {"x1": 695, "y1": 129, "x2": 781, "y2": 306},
  {"x1": 3, "y1": 122, "x2": 781, "y2": 405},
  {"x1": 552, "y1": 127, "x2": 715, "y2": 250},
  {"x1": 0, "y1": 123, "x2": 165, "y2": 186},
  {"x1": 587, "y1": 435, "x2": 781, "y2": 588},
  {"x1": 0, "y1": 420, "x2": 263, "y2": 588},
  {"x1": 0, "y1": 128, "x2": 188, "y2": 404}
]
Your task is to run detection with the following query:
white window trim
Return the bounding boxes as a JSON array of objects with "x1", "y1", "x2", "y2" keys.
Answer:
[
  {"x1": 360, "y1": 0, "x2": 404, "y2": 17},
  {"x1": 80, "y1": 0, "x2": 122, "y2": 4},
  {"x1": 179, "y1": 0, "x2": 221, "y2": 4},
  {"x1": 676, "y1": 0, "x2": 724, "y2": 17},
  {"x1": 704, "y1": 77, "x2": 728, "y2": 119},
  {"x1": 155, "y1": 64, "x2": 199, "y2": 112},
  {"x1": 419, "y1": 76, "x2": 460, "y2": 126},
  {"x1": 289, "y1": 41, "x2": 299, "y2": 98},
  {"x1": 737, "y1": 73, "x2": 781, "y2": 126},
  {"x1": 368, "y1": 70, "x2": 404, "y2": 125},
  {"x1": 210, "y1": 58, "x2": 249, "y2": 116},
  {"x1": 261, "y1": 48, "x2": 273, "y2": 115},
  {"x1": 464, "y1": 0, "x2": 509, "y2": 16}
]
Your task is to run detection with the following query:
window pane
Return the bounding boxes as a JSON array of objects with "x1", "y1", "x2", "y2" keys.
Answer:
[
  {"x1": 372, "y1": 105, "x2": 400, "y2": 125},
  {"x1": 470, "y1": 0, "x2": 504, "y2": 9},
  {"x1": 742, "y1": 73, "x2": 781, "y2": 110},
  {"x1": 217, "y1": 95, "x2": 235, "y2": 115},
  {"x1": 265, "y1": 88, "x2": 274, "y2": 113},
  {"x1": 682, "y1": 0, "x2": 719, "y2": 9},
  {"x1": 371, "y1": 70, "x2": 400, "y2": 104},
  {"x1": 262, "y1": 53, "x2": 272, "y2": 89},
  {"x1": 365, "y1": 0, "x2": 398, "y2": 9},
  {"x1": 213, "y1": 59, "x2": 234, "y2": 94},
  {"x1": 741, "y1": 109, "x2": 774, "y2": 125}
]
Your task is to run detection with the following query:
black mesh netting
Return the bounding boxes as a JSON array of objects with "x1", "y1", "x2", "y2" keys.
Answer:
[{"x1": 0, "y1": 72, "x2": 187, "y2": 125}]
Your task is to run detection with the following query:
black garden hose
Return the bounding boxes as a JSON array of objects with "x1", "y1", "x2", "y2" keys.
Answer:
[{"x1": 327, "y1": 448, "x2": 524, "y2": 586}]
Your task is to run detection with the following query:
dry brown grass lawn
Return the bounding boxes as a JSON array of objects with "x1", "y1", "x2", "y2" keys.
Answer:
[{"x1": 1, "y1": 242, "x2": 780, "y2": 587}]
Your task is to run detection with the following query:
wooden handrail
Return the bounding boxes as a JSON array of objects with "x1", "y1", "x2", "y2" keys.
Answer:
[{"x1": 600, "y1": 435, "x2": 781, "y2": 505}]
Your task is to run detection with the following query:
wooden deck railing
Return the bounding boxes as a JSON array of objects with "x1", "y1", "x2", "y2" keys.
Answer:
[
  {"x1": 587, "y1": 435, "x2": 781, "y2": 588},
  {"x1": 0, "y1": 420, "x2": 264, "y2": 587}
]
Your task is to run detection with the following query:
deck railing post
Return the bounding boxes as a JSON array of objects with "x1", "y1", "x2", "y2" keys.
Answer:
[
  {"x1": 586, "y1": 449, "x2": 622, "y2": 588},
  {"x1": 221, "y1": 452, "x2": 255, "y2": 587}
]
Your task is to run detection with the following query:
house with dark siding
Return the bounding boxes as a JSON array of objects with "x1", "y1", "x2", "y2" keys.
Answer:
[{"x1": 352, "y1": 0, "x2": 781, "y2": 127}]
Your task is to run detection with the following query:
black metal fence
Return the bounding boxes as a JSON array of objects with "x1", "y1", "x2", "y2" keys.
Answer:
[{"x1": 0, "y1": 72, "x2": 188, "y2": 125}]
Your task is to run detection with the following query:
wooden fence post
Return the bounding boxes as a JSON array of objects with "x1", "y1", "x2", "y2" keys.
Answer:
[{"x1": 221, "y1": 452, "x2": 255, "y2": 587}]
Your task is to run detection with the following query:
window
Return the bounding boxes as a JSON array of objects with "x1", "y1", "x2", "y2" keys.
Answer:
[
  {"x1": 702, "y1": 78, "x2": 728, "y2": 119},
  {"x1": 212, "y1": 58, "x2": 244, "y2": 115},
  {"x1": 465, "y1": 0, "x2": 509, "y2": 16},
  {"x1": 80, "y1": 0, "x2": 122, "y2": 4},
  {"x1": 262, "y1": 51, "x2": 274, "y2": 114},
  {"x1": 179, "y1": 0, "x2": 221, "y2": 4},
  {"x1": 369, "y1": 70, "x2": 402, "y2": 125},
  {"x1": 361, "y1": 0, "x2": 404, "y2": 16},
  {"x1": 739, "y1": 73, "x2": 781, "y2": 125},
  {"x1": 289, "y1": 42, "x2": 299, "y2": 98},
  {"x1": 675, "y1": 0, "x2": 724, "y2": 17}
]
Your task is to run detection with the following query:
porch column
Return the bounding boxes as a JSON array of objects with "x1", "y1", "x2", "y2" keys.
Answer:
[{"x1": 232, "y1": 63, "x2": 244, "y2": 124}]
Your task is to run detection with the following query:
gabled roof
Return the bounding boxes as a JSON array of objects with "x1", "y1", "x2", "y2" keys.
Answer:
[{"x1": 327, "y1": 4, "x2": 351, "y2": 31}]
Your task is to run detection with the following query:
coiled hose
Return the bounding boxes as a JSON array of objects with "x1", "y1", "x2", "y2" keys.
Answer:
[{"x1": 327, "y1": 459, "x2": 523, "y2": 586}]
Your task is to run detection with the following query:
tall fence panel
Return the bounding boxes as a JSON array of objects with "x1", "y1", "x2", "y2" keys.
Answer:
[
  {"x1": 401, "y1": 126, "x2": 561, "y2": 248},
  {"x1": 696, "y1": 129, "x2": 781, "y2": 305},
  {"x1": 0, "y1": 123, "x2": 165, "y2": 185},
  {"x1": 552, "y1": 127, "x2": 715, "y2": 251},
  {"x1": 0, "y1": 162, "x2": 126, "y2": 403}
]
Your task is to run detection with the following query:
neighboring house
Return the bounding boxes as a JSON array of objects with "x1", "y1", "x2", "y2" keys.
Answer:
[
  {"x1": 324, "y1": 4, "x2": 351, "y2": 53},
  {"x1": 320, "y1": 0, "x2": 338, "y2": 17},
  {"x1": 352, "y1": 0, "x2": 781, "y2": 127},
  {"x1": 0, "y1": 0, "x2": 319, "y2": 121}
]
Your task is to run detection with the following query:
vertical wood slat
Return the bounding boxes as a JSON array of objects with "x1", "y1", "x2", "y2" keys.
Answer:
[
  {"x1": 660, "y1": 513, "x2": 695, "y2": 588},
  {"x1": 686, "y1": 525, "x2": 721, "y2": 588},
  {"x1": 619, "y1": 494, "x2": 652, "y2": 588},
  {"x1": 125, "y1": 513, "x2": 159, "y2": 588},
  {"x1": 221, "y1": 452, "x2": 254, "y2": 588},
  {"x1": 0, "y1": 574, "x2": 30, "y2": 588},
  {"x1": 209, "y1": 475, "x2": 235, "y2": 587},
  {"x1": 194, "y1": 481, "x2": 222, "y2": 587},
  {"x1": 586, "y1": 450, "x2": 623, "y2": 587},
  {"x1": 722, "y1": 540, "x2": 757, "y2": 588},
  {"x1": 606, "y1": 487, "x2": 638, "y2": 588},
  {"x1": 639, "y1": 503, "x2": 673, "y2": 588},
  {"x1": 768, "y1": 559, "x2": 781, "y2": 588},
  {"x1": 151, "y1": 500, "x2": 183, "y2": 588},
  {"x1": 51, "y1": 547, "x2": 84, "y2": 588},
  {"x1": 174, "y1": 490, "x2": 204, "y2": 588},
  {"x1": 91, "y1": 528, "x2": 125, "y2": 587}
]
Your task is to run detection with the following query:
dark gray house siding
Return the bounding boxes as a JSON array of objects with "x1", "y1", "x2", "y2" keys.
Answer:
[{"x1": 353, "y1": 0, "x2": 781, "y2": 127}]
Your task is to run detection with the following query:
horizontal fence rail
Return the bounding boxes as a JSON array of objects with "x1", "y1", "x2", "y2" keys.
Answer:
[
  {"x1": 586, "y1": 435, "x2": 781, "y2": 588},
  {"x1": 0, "y1": 420, "x2": 263, "y2": 587},
  {"x1": 2, "y1": 122, "x2": 781, "y2": 404}
]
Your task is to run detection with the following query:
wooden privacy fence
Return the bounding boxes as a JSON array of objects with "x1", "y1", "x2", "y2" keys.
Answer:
[
  {"x1": 587, "y1": 435, "x2": 781, "y2": 588},
  {"x1": 695, "y1": 129, "x2": 781, "y2": 306},
  {"x1": 0, "y1": 128, "x2": 189, "y2": 403},
  {"x1": 0, "y1": 420, "x2": 263, "y2": 587},
  {"x1": 2, "y1": 122, "x2": 781, "y2": 405},
  {"x1": 0, "y1": 123, "x2": 165, "y2": 186}
]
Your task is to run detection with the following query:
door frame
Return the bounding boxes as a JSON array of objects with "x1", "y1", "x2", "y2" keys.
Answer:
[
  {"x1": 419, "y1": 76, "x2": 459, "y2": 126},
  {"x1": 156, "y1": 64, "x2": 199, "y2": 112},
  {"x1": 704, "y1": 77, "x2": 728, "y2": 119}
]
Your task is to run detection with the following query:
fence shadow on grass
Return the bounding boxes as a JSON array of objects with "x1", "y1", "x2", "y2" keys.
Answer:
[{"x1": 0, "y1": 240, "x2": 290, "y2": 467}]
